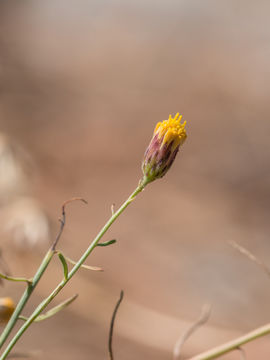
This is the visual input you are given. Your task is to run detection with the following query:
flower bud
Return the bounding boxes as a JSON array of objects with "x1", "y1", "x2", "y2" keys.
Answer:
[
  {"x1": 142, "y1": 113, "x2": 187, "y2": 184},
  {"x1": 0, "y1": 297, "x2": 15, "y2": 323}
]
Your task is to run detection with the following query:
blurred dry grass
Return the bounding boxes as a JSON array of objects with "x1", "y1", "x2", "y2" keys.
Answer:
[{"x1": 0, "y1": 1, "x2": 270, "y2": 359}]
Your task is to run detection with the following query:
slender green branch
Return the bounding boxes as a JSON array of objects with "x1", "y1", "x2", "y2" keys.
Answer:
[
  {"x1": 0, "y1": 249, "x2": 54, "y2": 349},
  {"x1": 0, "y1": 182, "x2": 146, "y2": 359},
  {"x1": 0, "y1": 197, "x2": 86, "y2": 350},
  {"x1": 188, "y1": 323, "x2": 270, "y2": 360}
]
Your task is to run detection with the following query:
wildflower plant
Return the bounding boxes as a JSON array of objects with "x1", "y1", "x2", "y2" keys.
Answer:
[
  {"x1": 1, "y1": 114, "x2": 269, "y2": 360},
  {"x1": 142, "y1": 113, "x2": 187, "y2": 184},
  {"x1": 0, "y1": 113, "x2": 187, "y2": 359}
]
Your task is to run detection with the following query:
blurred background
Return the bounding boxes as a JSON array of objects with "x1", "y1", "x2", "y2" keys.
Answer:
[{"x1": 0, "y1": 0, "x2": 270, "y2": 359}]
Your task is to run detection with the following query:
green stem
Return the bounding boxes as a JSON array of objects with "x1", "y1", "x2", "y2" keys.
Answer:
[
  {"x1": 0, "y1": 250, "x2": 54, "y2": 349},
  {"x1": 0, "y1": 182, "x2": 146, "y2": 360},
  {"x1": 188, "y1": 323, "x2": 270, "y2": 360}
]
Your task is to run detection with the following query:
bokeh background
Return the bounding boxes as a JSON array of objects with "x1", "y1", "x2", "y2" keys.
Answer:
[{"x1": 0, "y1": 0, "x2": 270, "y2": 359}]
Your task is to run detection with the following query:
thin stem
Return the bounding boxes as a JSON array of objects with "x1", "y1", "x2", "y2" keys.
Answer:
[
  {"x1": 188, "y1": 323, "x2": 270, "y2": 360},
  {"x1": 0, "y1": 182, "x2": 146, "y2": 360},
  {"x1": 0, "y1": 197, "x2": 85, "y2": 350},
  {"x1": 0, "y1": 250, "x2": 54, "y2": 349},
  {"x1": 109, "y1": 290, "x2": 124, "y2": 360},
  {"x1": 173, "y1": 304, "x2": 211, "y2": 359}
]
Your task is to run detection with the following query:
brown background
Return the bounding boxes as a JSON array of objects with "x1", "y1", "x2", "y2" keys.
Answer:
[{"x1": 0, "y1": 1, "x2": 270, "y2": 359}]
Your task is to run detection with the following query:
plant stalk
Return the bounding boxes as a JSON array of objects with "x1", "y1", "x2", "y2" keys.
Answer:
[
  {"x1": 0, "y1": 182, "x2": 146, "y2": 360},
  {"x1": 188, "y1": 323, "x2": 270, "y2": 360},
  {"x1": 0, "y1": 250, "x2": 54, "y2": 348}
]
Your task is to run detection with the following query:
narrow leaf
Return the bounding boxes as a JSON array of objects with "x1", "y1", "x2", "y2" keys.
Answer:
[
  {"x1": 0, "y1": 272, "x2": 32, "y2": 284},
  {"x1": 35, "y1": 294, "x2": 78, "y2": 322},
  {"x1": 58, "y1": 252, "x2": 104, "y2": 272},
  {"x1": 19, "y1": 294, "x2": 78, "y2": 323},
  {"x1": 58, "y1": 253, "x2": 69, "y2": 280},
  {"x1": 97, "y1": 239, "x2": 117, "y2": 247},
  {"x1": 79, "y1": 264, "x2": 104, "y2": 272}
]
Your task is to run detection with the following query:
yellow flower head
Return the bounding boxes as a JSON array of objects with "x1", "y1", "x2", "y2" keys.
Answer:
[
  {"x1": 0, "y1": 297, "x2": 15, "y2": 323},
  {"x1": 154, "y1": 113, "x2": 187, "y2": 151},
  {"x1": 142, "y1": 113, "x2": 187, "y2": 184}
]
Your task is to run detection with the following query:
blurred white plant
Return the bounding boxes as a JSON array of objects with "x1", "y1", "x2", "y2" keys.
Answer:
[
  {"x1": 0, "y1": 134, "x2": 32, "y2": 205},
  {"x1": 0, "y1": 197, "x2": 50, "y2": 250}
]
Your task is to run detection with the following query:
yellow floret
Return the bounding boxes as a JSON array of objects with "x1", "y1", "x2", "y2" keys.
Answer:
[{"x1": 154, "y1": 113, "x2": 187, "y2": 150}]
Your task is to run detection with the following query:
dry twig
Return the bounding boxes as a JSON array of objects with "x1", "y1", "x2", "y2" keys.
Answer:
[
  {"x1": 0, "y1": 250, "x2": 11, "y2": 277},
  {"x1": 108, "y1": 290, "x2": 124, "y2": 360},
  {"x1": 236, "y1": 347, "x2": 246, "y2": 360},
  {"x1": 229, "y1": 240, "x2": 270, "y2": 278},
  {"x1": 173, "y1": 304, "x2": 211, "y2": 359},
  {"x1": 7, "y1": 349, "x2": 41, "y2": 358},
  {"x1": 51, "y1": 197, "x2": 87, "y2": 250},
  {"x1": 111, "y1": 204, "x2": 115, "y2": 215}
]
